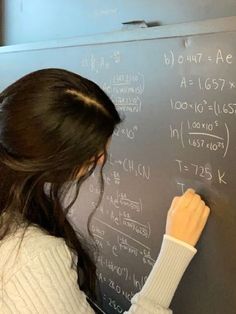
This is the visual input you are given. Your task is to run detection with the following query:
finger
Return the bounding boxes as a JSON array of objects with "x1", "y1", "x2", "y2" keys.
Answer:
[
  {"x1": 179, "y1": 188, "x2": 195, "y2": 208},
  {"x1": 168, "y1": 197, "x2": 180, "y2": 217},
  {"x1": 187, "y1": 194, "x2": 202, "y2": 212},
  {"x1": 196, "y1": 200, "x2": 206, "y2": 213},
  {"x1": 203, "y1": 206, "x2": 210, "y2": 220},
  {"x1": 192, "y1": 201, "x2": 205, "y2": 223},
  {"x1": 170, "y1": 196, "x2": 180, "y2": 210},
  {"x1": 198, "y1": 206, "x2": 210, "y2": 231}
]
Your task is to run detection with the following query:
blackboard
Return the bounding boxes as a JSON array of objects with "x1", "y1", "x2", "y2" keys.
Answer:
[{"x1": 0, "y1": 16, "x2": 236, "y2": 314}]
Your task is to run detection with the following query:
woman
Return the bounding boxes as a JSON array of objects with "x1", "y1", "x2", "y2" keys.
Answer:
[{"x1": 0, "y1": 68, "x2": 210, "y2": 313}]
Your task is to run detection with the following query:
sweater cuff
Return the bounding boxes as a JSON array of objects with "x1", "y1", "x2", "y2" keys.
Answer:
[{"x1": 133, "y1": 234, "x2": 197, "y2": 309}]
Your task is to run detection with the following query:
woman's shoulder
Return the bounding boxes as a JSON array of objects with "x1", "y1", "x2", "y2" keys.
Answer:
[
  {"x1": 0, "y1": 224, "x2": 75, "y2": 282},
  {"x1": 1, "y1": 224, "x2": 67, "y2": 254}
]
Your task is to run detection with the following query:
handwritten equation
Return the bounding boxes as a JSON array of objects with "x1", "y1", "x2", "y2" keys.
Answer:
[
  {"x1": 169, "y1": 120, "x2": 229, "y2": 158},
  {"x1": 164, "y1": 49, "x2": 233, "y2": 67}
]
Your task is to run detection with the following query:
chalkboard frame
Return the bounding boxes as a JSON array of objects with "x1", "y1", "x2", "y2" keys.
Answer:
[{"x1": 0, "y1": 16, "x2": 236, "y2": 55}]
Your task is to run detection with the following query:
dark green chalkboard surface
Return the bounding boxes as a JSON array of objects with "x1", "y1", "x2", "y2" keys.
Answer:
[{"x1": 0, "y1": 16, "x2": 236, "y2": 314}]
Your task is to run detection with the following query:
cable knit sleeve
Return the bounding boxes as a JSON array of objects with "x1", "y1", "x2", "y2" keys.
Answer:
[
  {"x1": 124, "y1": 235, "x2": 197, "y2": 314},
  {"x1": 2, "y1": 241, "x2": 95, "y2": 314}
]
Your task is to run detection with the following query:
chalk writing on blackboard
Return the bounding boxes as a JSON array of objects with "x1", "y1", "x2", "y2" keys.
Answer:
[{"x1": 163, "y1": 48, "x2": 233, "y2": 67}]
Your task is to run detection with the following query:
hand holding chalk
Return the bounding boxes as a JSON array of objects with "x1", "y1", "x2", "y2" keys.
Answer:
[{"x1": 165, "y1": 188, "x2": 210, "y2": 247}]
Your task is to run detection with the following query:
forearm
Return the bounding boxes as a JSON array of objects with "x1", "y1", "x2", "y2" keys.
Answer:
[{"x1": 124, "y1": 235, "x2": 197, "y2": 313}]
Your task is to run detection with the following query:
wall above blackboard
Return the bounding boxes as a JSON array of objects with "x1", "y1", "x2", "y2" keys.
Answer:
[{"x1": 1, "y1": 0, "x2": 236, "y2": 45}]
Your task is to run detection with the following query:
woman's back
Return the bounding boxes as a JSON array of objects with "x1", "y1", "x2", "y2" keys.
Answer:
[{"x1": 0, "y1": 223, "x2": 94, "y2": 314}]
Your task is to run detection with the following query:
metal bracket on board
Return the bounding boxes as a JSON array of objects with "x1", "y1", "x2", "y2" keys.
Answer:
[{"x1": 122, "y1": 20, "x2": 161, "y2": 30}]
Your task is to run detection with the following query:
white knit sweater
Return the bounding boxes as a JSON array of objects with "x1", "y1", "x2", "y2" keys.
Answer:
[{"x1": 0, "y1": 225, "x2": 196, "y2": 313}]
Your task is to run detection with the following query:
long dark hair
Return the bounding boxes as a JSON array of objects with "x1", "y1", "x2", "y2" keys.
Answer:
[{"x1": 0, "y1": 68, "x2": 121, "y2": 299}]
